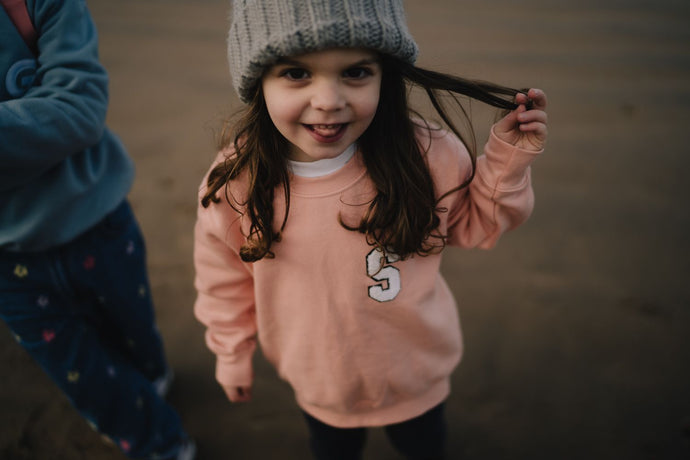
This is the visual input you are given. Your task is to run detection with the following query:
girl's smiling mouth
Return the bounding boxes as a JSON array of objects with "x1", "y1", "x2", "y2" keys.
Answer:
[{"x1": 304, "y1": 123, "x2": 348, "y2": 143}]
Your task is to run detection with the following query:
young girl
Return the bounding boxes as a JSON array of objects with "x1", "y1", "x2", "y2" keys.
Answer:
[{"x1": 194, "y1": 0, "x2": 547, "y2": 458}]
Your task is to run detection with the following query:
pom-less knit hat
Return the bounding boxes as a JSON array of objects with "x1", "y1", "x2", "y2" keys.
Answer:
[{"x1": 228, "y1": 0, "x2": 419, "y2": 103}]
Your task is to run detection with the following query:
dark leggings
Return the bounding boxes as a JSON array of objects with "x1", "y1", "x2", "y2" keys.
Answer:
[{"x1": 303, "y1": 403, "x2": 446, "y2": 460}]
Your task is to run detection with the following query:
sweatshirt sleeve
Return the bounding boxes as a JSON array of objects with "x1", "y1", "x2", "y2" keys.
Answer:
[
  {"x1": 442, "y1": 126, "x2": 543, "y2": 248},
  {"x1": 193, "y1": 197, "x2": 257, "y2": 389},
  {"x1": 0, "y1": 0, "x2": 108, "y2": 188}
]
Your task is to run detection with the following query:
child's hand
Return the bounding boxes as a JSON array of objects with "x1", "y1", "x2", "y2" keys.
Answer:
[
  {"x1": 494, "y1": 88, "x2": 548, "y2": 151},
  {"x1": 223, "y1": 385, "x2": 252, "y2": 403}
]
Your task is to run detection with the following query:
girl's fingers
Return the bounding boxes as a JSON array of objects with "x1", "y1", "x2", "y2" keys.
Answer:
[
  {"x1": 515, "y1": 92, "x2": 529, "y2": 104},
  {"x1": 495, "y1": 108, "x2": 519, "y2": 134},
  {"x1": 526, "y1": 88, "x2": 547, "y2": 110},
  {"x1": 515, "y1": 88, "x2": 547, "y2": 113},
  {"x1": 517, "y1": 109, "x2": 548, "y2": 125},
  {"x1": 518, "y1": 121, "x2": 547, "y2": 134},
  {"x1": 223, "y1": 385, "x2": 253, "y2": 402},
  {"x1": 495, "y1": 88, "x2": 548, "y2": 147},
  {"x1": 237, "y1": 386, "x2": 252, "y2": 400},
  {"x1": 519, "y1": 123, "x2": 549, "y2": 147}
]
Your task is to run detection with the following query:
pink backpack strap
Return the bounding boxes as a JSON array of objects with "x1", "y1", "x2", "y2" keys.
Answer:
[{"x1": 1, "y1": 0, "x2": 38, "y2": 55}]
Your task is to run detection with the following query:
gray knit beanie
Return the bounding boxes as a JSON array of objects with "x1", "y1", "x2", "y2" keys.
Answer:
[{"x1": 228, "y1": 0, "x2": 419, "y2": 103}]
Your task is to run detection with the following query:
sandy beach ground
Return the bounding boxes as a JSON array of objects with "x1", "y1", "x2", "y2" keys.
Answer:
[{"x1": 1, "y1": 0, "x2": 689, "y2": 458}]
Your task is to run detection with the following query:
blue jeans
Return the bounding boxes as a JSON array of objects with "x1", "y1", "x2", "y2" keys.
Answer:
[
  {"x1": 0, "y1": 201, "x2": 188, "y2": 459},
  {"x1": 303, "y1": 403, "x2": 447, "y2": 460}
]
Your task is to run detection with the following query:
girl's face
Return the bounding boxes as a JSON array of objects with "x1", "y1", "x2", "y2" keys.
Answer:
[{"x1": 262, "y1": 48, "x2": 382, "y2": 162}]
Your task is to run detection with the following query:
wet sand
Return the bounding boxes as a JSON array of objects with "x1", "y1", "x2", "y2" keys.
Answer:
[{"x1": 1, "y1": 0, "x2": 689, "y2": 458}]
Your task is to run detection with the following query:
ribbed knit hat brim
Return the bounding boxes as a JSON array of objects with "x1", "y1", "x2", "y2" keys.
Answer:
[{"x1": 228, "y1": 0, "x2": 418, "y2": 103}]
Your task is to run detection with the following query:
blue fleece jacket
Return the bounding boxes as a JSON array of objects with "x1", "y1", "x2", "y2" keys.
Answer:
[{"x1": 0, "y1": 0, "x2": 134, "y2": 251}]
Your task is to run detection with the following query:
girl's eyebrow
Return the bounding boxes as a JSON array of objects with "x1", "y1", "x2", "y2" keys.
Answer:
[{"x1": 348, "y1": 58, "x2": 380, "y2": 67}]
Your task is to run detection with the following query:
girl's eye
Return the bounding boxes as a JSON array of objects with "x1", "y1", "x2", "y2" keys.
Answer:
[
  {"x1": 281, "y1": 68, "x2": 309, "y2": 81},
  {"x1": 343, "y1": 67, "x2": 373, "y2": 79}
]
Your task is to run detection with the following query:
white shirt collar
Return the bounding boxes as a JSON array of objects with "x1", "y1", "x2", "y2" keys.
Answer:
[{"x1": 288, "y1": 144, "x2": 356, "y2": 178}]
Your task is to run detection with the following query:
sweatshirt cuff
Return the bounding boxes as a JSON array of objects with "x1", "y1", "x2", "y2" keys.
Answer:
[{"x1": 481, "y1": 126, "x2": 543, "y2": 191}]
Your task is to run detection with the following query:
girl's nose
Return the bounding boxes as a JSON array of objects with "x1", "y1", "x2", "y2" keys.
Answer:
[{"x1": 311, "y1": 79, "x2": 346, "y2": 111}]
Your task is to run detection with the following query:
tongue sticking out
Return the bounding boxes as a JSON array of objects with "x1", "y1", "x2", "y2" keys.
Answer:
[{"x1": 310, "y1": 124, "x2": 343, "y2": 138}]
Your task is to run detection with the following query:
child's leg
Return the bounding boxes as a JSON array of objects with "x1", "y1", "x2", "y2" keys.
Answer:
[
  {"x1": 61, "y1": 200, "x2": 169, "y2": 383},
  {"x1": 7, "y1": 310, "x2": 188, "y2": 458},
  {"x1": 384, "y1": 403, "x2": 447, "y2": 460},
  {"x1": 303, "y1": 411, "x2": 367, "y2": 460},
  {"x1": 0, "y1": 225, "x2": 190, "y2": 459}
]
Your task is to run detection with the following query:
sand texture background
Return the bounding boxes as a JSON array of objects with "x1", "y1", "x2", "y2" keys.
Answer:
[{"x1": 1, "y1": 0, "x2": 689, "y2": 458}]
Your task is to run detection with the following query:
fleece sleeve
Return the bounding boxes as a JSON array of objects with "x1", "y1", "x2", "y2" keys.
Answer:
[
  {"x1": 0, "y1": 0, "x2": 108, "y2": 189},
  {"x1": 193, "y1": 203, "x2": 258, "y2": 389},
  {"x1": 444, "y1": 126, "x2": 543, "y2": 248}
]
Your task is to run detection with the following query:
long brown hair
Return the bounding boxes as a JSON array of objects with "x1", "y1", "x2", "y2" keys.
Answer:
[{"x1": 202, "y1": 54, "x2": 525, "y2": 262}]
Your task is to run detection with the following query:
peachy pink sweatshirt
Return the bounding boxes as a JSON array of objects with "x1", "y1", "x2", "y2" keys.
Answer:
[{"x1": 193, "y1": 125, "x2": 541, "y2": 428}]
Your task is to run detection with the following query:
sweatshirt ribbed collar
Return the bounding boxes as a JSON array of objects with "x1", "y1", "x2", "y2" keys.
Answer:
[{"x1": 289, "y1": 148, "x2": 367, "y2": 198}]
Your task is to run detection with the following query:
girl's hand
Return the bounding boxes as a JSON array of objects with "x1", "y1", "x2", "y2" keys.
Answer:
[
  {"x1": 222, "y1": 385, "x2": 252, "y2": 403},
  {"x1": 494, "y1": 88, "x2": 548, "y2": 151}
]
